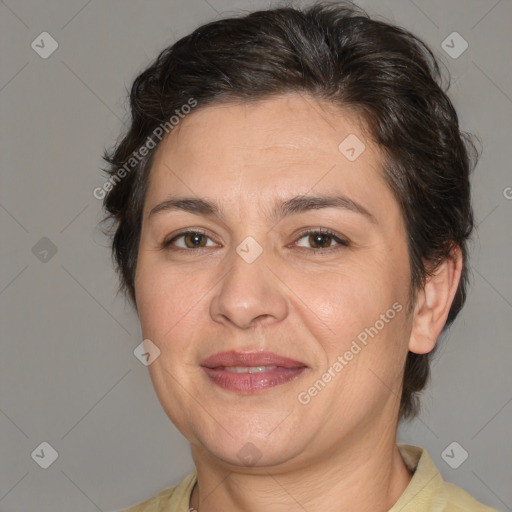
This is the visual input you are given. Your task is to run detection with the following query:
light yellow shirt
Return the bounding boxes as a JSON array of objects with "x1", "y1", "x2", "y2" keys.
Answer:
[{"x1": 120, "y1": 444, "x2": 497, "y2": 511}]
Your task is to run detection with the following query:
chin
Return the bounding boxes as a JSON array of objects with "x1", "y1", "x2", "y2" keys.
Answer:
[
  {"x1": 201, "y1": 438, "x2": 305, "y2": 470},
  {"x1": 188, "y1": 414, "x2": 312, "y2": 470}
]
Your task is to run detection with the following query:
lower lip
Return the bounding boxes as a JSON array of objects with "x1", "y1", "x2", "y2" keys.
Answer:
[{"x1": 201, "y1": 367, "x2": 307, "y2": 393}]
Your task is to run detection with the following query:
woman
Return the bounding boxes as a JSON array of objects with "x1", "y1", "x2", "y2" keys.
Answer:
[{"x1": 102, "y1": 3, "x2": 496, "y2": 511}]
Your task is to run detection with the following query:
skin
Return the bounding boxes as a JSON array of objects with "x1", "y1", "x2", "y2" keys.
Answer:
[{"x1": 134, "y1": 93, "x2": 462, "y2": 512}]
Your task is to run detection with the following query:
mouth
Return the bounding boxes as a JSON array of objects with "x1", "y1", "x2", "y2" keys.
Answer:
[{"x1": 200, "y1": 351, "x2": 308, "y2": 394}]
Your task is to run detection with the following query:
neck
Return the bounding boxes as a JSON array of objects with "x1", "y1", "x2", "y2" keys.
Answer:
[{"x1": 189, "y1": 428, "x2": 412, "y2": 512}]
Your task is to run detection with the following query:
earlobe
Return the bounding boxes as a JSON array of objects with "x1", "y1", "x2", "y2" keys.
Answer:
[{"x1": 408, "y1": 246, "x2": 463, "y2": 355}]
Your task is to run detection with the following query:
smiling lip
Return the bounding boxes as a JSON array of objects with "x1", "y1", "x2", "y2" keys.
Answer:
[{"x1": 200, "y1": 351, "x2": 308, "y2": 394}]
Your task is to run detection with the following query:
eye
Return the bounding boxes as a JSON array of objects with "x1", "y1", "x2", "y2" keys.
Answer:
[
  {"x1": 294, "y1": 229, "x2": 349, "y2": 250},
  {"x1": 161, "y1": 228, "x2": 348, "y2": 252},
  {"x1": 163, "y1": 230, "x2": 218, "y2": 250}
]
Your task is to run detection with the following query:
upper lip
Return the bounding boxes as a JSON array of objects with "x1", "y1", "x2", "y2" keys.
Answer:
[{"x1": 200, "y1": 351, "x2": 307, "y2": 369}]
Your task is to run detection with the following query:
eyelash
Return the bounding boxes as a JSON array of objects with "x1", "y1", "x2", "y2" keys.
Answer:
[{"x1": 161, "y1": 228, "x2": 349, "y2": 253}]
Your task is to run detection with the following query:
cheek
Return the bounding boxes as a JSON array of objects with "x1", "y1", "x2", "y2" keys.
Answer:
[
  {"x1": 284, "y1": 255, "x2": 410, "y2": 379},
  {"x1": 135, "y1": 259, "x2": 205, "y2": 341},
  {"x1": 287, "y1": 258, "x2": 401, "y2": 331}
]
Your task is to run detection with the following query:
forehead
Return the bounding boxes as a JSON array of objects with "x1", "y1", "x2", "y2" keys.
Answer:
[
  {"x1": 145, "y1": 94, "x2": 394, "y2": 219},
  {"x1": 157, "y1": 94, "x2": 371, "y2": 161}
]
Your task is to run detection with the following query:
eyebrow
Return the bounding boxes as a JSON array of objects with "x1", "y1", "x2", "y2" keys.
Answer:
[{"x1": 148, "y1": 194, "x2": 377, "y2": 224}]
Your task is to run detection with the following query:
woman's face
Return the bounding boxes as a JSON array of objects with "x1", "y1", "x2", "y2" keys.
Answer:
[{"x1": 135, "y1": 94, "x2": 414, "y2": 469}]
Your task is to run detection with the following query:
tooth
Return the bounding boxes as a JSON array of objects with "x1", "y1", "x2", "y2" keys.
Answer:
[
  {"x1": 224, "y1": 367, "x2": 249, "y2": 373},
  {"x1": 249, "y1": 366, "x2": 267, "y2": 373},
  {"x1": 223, "y1": 366, "x2": 278, "y2": 373}
]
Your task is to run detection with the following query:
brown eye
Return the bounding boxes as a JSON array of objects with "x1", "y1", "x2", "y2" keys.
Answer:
[
  {"x1": 183, "y1": 232, "x2": 208, "y2": 248},
  {"x1": 164, "y1": 231, "x2": 216, "y2": 250},
  {"x1": 308, "y1": 233, "x2": 334, "y2": 248},
  {"x1": 295, "y1": 230, "x2": 348, "y2": 250}
]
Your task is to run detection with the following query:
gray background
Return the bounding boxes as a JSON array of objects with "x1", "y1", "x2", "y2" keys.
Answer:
[{"x1": 0, "y1": 0, "x2": 511, "y2": 510}]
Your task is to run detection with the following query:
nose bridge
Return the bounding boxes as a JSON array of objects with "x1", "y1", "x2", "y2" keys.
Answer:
[{"x1": 209, "y1": 240, "x2": 288, "y2": 329}]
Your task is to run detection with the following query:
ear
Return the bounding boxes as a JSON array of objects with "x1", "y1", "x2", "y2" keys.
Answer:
[{"x1": 409, "y1": 245, "x2": 463, "y2": 354}]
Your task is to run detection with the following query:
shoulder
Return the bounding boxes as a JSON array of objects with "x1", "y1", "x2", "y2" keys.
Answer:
[
  {"x1": 118, "y1": 470, "x2": 197, "y2": 512},
  {"x1": 441, "y1": 481, "x2": 498, "y2": 511},
  {"x1": 392, "y1": 444, "x2": 498, "y2": 512},
  {"x1": 120, "y1": 487, "x2": 175, "y2": 512}
]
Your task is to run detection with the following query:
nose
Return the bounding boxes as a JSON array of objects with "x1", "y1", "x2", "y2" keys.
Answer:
[{"x1": 209, "y1": 248, "x2": 289, "y2": 329}]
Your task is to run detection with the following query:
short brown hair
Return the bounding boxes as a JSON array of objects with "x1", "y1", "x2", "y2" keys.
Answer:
[{"x1": 101, "y1": 2, "x2": 478, "y2": 421}]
